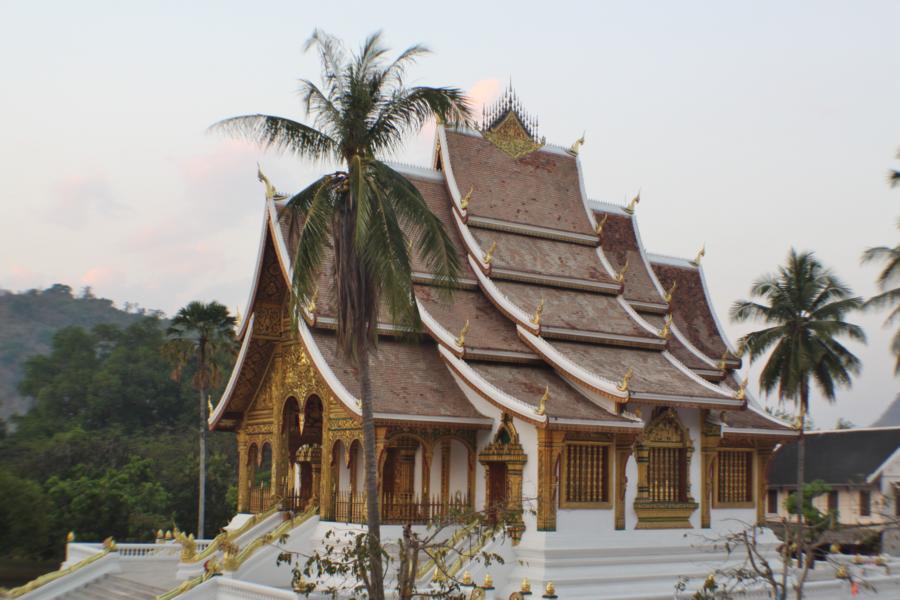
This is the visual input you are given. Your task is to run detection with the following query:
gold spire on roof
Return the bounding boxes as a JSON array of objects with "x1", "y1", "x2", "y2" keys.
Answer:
[
  {"x1": 658, "y1": 314, "x2": 673, "y2": 339},
  {"x1": 692, "y1": 244, "x2": 706, "y2": 266},
  {"x1": 594, "y1": 213, "x2": 609, "y2": 236},
  {"x1": 568, "y1": 132, "x2": 585, "y2": 156},
  {"x1": 256, "y1": 163, "x2": 282, "y2": 201},
  {"x1": 455, "y1": 320, "x2": 470, "y2": 348},
  {"x1": 664, "y1": 280, "x2": 677, "y2": 303},
  {"x1": 617, "y1": 367, "x2": 634, "y2": 393},
  {"x1": 480, "y1": 84, "x2": 545, "y2": 159},
  {"x1": 624, "y1": 191, "x2": 640, "y2": 214},
  {"x1": 615, "y1": 257, "x2": 630, "y2": 283},
  {"x1": 483, "y1": 241, "x2": 497, "y2": 265},
  {"x1": 531, "y1": 298, "x2": 545, "y2": 326},
  {"x1": 460, "y1": 186, "x2": 473, "y2": 210},
  {"x1": 536, "y1": 385, "x2": 549, "y2": 416}
]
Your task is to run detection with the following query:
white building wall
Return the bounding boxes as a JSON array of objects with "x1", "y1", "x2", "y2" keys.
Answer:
[{"x1": 449, "y1": 439, "x2": 469, "y2": 498}]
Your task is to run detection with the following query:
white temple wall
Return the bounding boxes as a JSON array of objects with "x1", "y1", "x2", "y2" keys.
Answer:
[
  {"x1": 429, "y1": 448, "x2": 443, "y2": 499},
  {"x1": 449, "y1": 439, "x2": 469, "y2": 498},
  {"x1": 682, "y1": 406, "x2": 702, "y2": 530},
  {"x1": 515, "y1": 416, "x2": 539, "y2": 532},
  {"x1": 336, "y1": 443, "x2": 351, "y2": 492},
  {"x1": 556, "y1": 508, "x2": 616, "y2": 533}
]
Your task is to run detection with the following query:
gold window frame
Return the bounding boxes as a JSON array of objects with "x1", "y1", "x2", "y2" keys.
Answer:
[
  {"x1": 713, "y1": 448, "x2": 755, "y2": 508},
  {"x1": 559, "y1": 441, "x2": 612, "y2": 509}
]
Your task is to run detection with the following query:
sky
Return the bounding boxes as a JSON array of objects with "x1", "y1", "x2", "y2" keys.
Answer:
[{"x1": 1, "y1": 1, "x2": 898, "y2": 427}]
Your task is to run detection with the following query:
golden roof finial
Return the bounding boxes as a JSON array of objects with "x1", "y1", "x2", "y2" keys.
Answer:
[
  {"x1": 482, "y1": 573, "x2": 494, "y2": 588},
  {"x1": 207, "y1": 396, "x2": 214, "y2": 414},
  {"x1": 305, "y1": 288, "x2": 319, "y2": 314},
  {"x1": 624, "y1": 190, "x2": 640, "y2": 214},
  {"x1": 460, "y1": 186, "x2": 473, "y2": 210},
  {"x1": 735, "y1": 380, "x2": 747, "y2": 401},
  {"x1": 664, "y1": 280, "x2": 677, "y2": 303},
  {"x1": 615, "y1": 257, "x2": 630, "y2": 283},
  {"x1": 617, "y1": 367, "x2": 634, "y2": 393},
  {"x1": 659, "y1": 314, "x2": 673, "y2": 339},
  {"x1": 531, "y1": 298, "x2": 545, "y2": 326},
  {"x1": 594, "y1": 213, "x2": 609, "y2": 236},
  {"x1": 256, "y1": 163, "x2": 280, "y2": 201},
  {"x1": 568, "y1": 132, "x2": 585, "y2": 155},
  {"x1": 536, "y1": 385, "x2": 549, "y2": 416},
  {"x1": 461, "y1": 570, "x2": 473, "y2": 586},
  {"x1": 455, "y1": 320, "x2": 470, "y2": 348},
  {"x1": 483, "y1": 241, "x2": 497, "y2": 265},
  {"x1": 692, "y1": 244, "x2": 706, "y2": 266}
]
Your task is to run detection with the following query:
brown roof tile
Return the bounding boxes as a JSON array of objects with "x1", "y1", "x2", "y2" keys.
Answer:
[
  {"x1": 445, "y1": 130, "x2": 595, "y2": 235},
  {"x1": 641, "y1": 313, "x2": 711, "y2": 371},
  {"x1": 596, "y1": 212, "x2": 666, "y2": 305},
  {"x1": 722, "y1": 409, "x2": 793, "y2": 431},
  {"x1": 311, "y1": 330, "x2": 483, "y2": 419}
]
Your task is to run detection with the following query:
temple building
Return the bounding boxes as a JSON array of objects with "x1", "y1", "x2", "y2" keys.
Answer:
[{"x1": 211, "y1": 88, "x2": 795, "y2": 559}]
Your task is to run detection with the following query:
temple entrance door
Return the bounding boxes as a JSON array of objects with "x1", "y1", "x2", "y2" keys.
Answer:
[{"x1": 487, "y1": 463, "x2": 508, "y2": 522}]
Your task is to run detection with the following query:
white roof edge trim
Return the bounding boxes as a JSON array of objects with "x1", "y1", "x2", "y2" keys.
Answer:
[
  {"x1": 416, "y1": 298, "x2": 460, "y2": 352},
  {"x1": 437, "y1": 125, "x2": 464, "y2": 213},
  {"x1": 455, "y1": 210, "x2": 492, "y2": 272},
  {"x1": 469, "y1": 255, "x2": 537, "y2": 332},
  {"x1": 721, "y1": 426, "x2": 798, "y2": 437},
  {"x1": 573, "y1": 157, "x2": 620, "y2": 282},
  {"x1": 439, "y1": 345, "x2": 548, "y2": 422},
  {"x1": 669, "y1": 323, "x2": 719, "y2": 368},
  {"x1": 646, "y1": 252, "x2": 696, "y2": 268},
  {"x1": 628, "y1": 211, "x2": 671, "y2": 302},
  {"x1": 237, "y1": 206, "x2": 272, "y2": 339},
  {"x1": 867, "y1": 447, "x2": 900, "y2": 484},
  {"x1": 695, "y1": 263, "x2": 738, "y2": 354},
  {"x1": 210, "y1": 313, "x2": 255, "y2": 427},
  {"x1": 587, "y1": 199, "x2": 629, "y2": 216},
  {"x1": 806, "y1": 425, "x2": 900, "y2": 435},
  {"x1": 618, "y1": 296, "x2": 666, "y2": 338},
  {"x1": 373, "y1": 412, "x2": 493, "y2": 426},
  {"x1": 662, "y1": 351, "x2": 733, "y2": 398},
  {"x1": 517, "y1": 325, "x2": 626, "y2": 400},
  {"x1": 550, "y1": 416, "x2": 643, "y2": 429},
  {"x1": 266, "y1": 198, "x2": 363, "y2": 418},
  {"x1": 382, "y1": 161, "x2": 444, "y2": 182}
]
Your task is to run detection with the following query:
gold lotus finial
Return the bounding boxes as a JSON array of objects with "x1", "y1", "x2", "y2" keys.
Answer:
[
  {"x1": 615, "y1": 257, "x2": 630, "y2": 283},
  {"x1": 545, "y1": 581, "x2": 556, "y2": 596},
  {"x1": 483, "y1": 241, "x2": 497, "y2": 265},
  {"x1": 305, "y1": 288, "x2": 319, "y2": 314},
  {"x1": 455, "y1": 320, "x2": 470, "y2": 348},
  {"x1": 156, "y1": 529, "x2": 164, "y2": 540},
  {"x1": 568, "y1": 132, "x2": 585, "y2": 155},
  {"x1": 165, "y1": 530, "x2": 173, "y2": 540},
  {"x1": 460, "y1": 186, "x2": 473, "y2": 210},
  {"x1": 735, "y1": 380, "x2": 747, "y2": 401},
  {"x1": 617, "y1": 367, "x2": 634, "y2": 393},
  {"x1": 102, "y1": 537, "x2": 117, "y2": 551},
  {"x1": 483, "y1": 573, "x2": 493, "y2": 588},
  {"x1": 624, "y1": 191, "x2": 640, "y2": 214},
  {"x1": 67, "y1": 531, "x2": 75, "y2": 543},
  {"x1": 594, "y1": 213, "x2": 608, "y2": 236},
  {"x1": 207, "y1": 396, "x2": 214, "y2": 414},
  {"x1": 536, "y1": 386, "x2": 549, "y2": 416},
  {"x1": 659, "y1": 314, "x2": 673, "y2": 339},
  {"x1": 664, "y1": 280, "x2": 677, "y2": 303},
  {"x1": 531, "y1": 298, "x2": 545, "y2": 326},
  {"x1": 692, "y1": 244, "x2": 706, "y2": 266},
  {"x1": 461, "y1": 570, "x2": 473, "y2": 585},
  {"x1": 520, "y1": 577, "x2": 532, "y2": 593},
  {"x1": 256, "y1": 163, "x2": 280, "y2": 201}
]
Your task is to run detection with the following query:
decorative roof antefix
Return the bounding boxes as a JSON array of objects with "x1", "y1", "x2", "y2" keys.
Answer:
[{"x1": 480, "y1": 83, "x2": 545, "y2": 159}]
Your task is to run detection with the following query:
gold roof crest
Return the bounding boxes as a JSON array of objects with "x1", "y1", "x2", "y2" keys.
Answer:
[{"x1": 480, "y1": 84, "x2": 545, "y2": 159}]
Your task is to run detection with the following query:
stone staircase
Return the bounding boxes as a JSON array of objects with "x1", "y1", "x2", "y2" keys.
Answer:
[{"x1": 58, "y1": 574, "x2": 166, "y2": 600}]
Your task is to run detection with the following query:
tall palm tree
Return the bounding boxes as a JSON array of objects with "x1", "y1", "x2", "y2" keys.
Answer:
[
  {"x1": 166, "y1": 301, "x2": 237, "y2": 539},
  {"x1": 730, "y1": 249, "x2": 864, "y2": 590},
  {"x1": 213, "y1": 31, "x2": 469, "y2": 599}
]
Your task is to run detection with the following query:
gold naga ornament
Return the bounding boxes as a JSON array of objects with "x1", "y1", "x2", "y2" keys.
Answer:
[
  {"x1": 664, "y1": 280, "x2": 677, "y2": 303},
  {"x1": 615, "y1": 257, "x2": 630, "y2": 283},
  {"x1": 455, "y1": 320, "x2": 471, "y2": 349},
  {"x1": 568, "y1": 132, "x2": 585, "y2": 156},
  {"x1": 624, "y1": 191, "x2": 640, "y2": 214},
  {"x1": 735, "y1": 380, "x2": 747, "y2": 401},
  {"x1": 692, "y1": 244, "x2": 706, "y2": 266},
  {"x1": 256, "y1": 163, "x2": 285, "y2": 201},
  {"x1": 460, "y1": 186, "x2": 473, "y2": 210},
  {"x1": 617, "y1": 367, "x2": 634, "y2": 393},
  {"x1": 305, "y1": 288, "x2": 319, "y2": 315},
  {"x1": 536, "y1": 386, "x2": 549, "y2": 416},
  {"x1": 531, "y1": 298, "x2": 545, "y2": 326},
  {"x1": 483, "y1": 241, "x2": 497, "y2": 265},
  {"x1": 658, "y1": 314, "x2": 673, "y2": 339},
  {"x1": 594, "y1": 212, "x2": 609, "y2": 236}
]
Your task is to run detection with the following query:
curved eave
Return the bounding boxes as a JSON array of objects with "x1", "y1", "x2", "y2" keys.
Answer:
[
  {"x1": 210, "y1": 313, "x2": 256, "y2": 429},
  {"x1": 236, "y1": 206, "x2": 275, "y2": 340},
  {"x1": 439, "y1": 345, "x2": 548, "y2": 426}
]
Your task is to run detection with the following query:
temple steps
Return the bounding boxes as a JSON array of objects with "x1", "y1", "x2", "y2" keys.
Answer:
[{"x1": 58, "y1": 574, "x2": 166, "y2": 599}]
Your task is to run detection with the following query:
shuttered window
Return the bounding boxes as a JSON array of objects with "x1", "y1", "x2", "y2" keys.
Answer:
[
  {"x1": 716, "y1": 450, "x2": 753, "y2": 504},
  {"x1": 561, "y1": 443, "x2": 609, "y2": 507},
  {"x1": 648, "y1": 446, "x2": 688, "y2": 503}
]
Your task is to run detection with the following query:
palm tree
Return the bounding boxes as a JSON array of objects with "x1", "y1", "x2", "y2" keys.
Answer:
[
  {"x1": 213, "y1": 31, "x2": 469, "y2": 599},
  {"x1": 165, "y1": 301, "x2": 237, "y2": 539},
  {"x1": 861, "y1": 234, "x2": 899, "y2": 374},
  {"x1": 730, "y1": 249, "x2": 864, "y2": 593}
]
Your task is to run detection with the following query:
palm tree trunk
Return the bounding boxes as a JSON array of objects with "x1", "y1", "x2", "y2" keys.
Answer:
[
  {"x1": 794, "y1": 383, "x2": 808, "y2": 600},
  {"x1": 199, "y1": 383, "x2": 207, "y2": 540},
  {"x1": 358, "y1": 341, "x2": 385, "y2": 600}
]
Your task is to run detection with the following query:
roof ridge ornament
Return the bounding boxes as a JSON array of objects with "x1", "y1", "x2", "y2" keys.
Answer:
[
  {"x1": 455, "y1": 319, "x2": 470, "y2": 349},
  {"x1": 480, "y1": 85, "x2": 545, "y2": 159},
  {"x1": 658, "y1": 314, "x2": 673, "y2": 339},
  {"x1": 568, "y1": 132, "x2": 586, "y2": 156},
  {"x1": 664, "y1": 280, "x2": 677, "y2": 303},
  {"x1": 257, "y1": 163, "x2": 284, "y2": 201},
  {"x1": 617, "y1": 367, "x2": 634, "y2": 393},
  {"x1": 692, "y1": 244, "x2": 706, "y2": 266},
  {"x1": 531, "y1": 298, "x2": 545, "y2": 326},
  {"x1": 594, "y1": 213, "x2": 609, "y2": 236},
  {"x1": 615, "y1": 257, "x2": 630, "y2": 283},
  {"x1": 483, "y1": 240, "x2": 497, "y2": 265},
  {"x1": 536, "y1": 385, "x2": 549, "y2": 416},
  {"x1": 460, "y1": 186, "x2": 473, "y2": 210},
  {"x1": 624, "y1": 191, "x2": 641, "y2": 214},
  {"x1": 734, "y1": 380, "x2": 747, "y2": 401}
]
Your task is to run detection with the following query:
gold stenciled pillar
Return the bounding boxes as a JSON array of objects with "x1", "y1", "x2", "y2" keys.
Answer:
[
  {"x1": 700, "y1": 412, "x2": 721, "y2": 529},
  {"x1": 614, "y1": 437, "x2": 633, "y2": 530},
  {"x1": 237, "y1": 435, "x2": 250, "y2": 513},
  {"x1": 755, "y1": 447, "x2": 773, "y2": 524},
  {"x1": 537, "y1": 429, "x2": 563, "y2": 531}
]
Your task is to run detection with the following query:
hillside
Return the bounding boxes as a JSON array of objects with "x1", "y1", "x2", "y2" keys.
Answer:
[{"x1": 0, "y1": 284, "x2": 150, "y2": 420}]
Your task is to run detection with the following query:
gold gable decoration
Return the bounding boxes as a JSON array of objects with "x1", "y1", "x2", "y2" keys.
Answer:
[{"x1": 480, "y1": 84, "x2": 545, "y2": 159}]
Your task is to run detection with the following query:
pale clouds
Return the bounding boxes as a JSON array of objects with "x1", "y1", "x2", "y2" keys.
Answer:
[{"x1": 43, "y1": 173, "x2": 128, "y2": 228}]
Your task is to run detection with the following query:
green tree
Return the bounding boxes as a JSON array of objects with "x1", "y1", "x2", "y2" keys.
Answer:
[
  {"x1": 730, "y1": 249, "x2": 864, "y2": 599},
  {"x1": 861, "y1": 225, "x2": 899, "y2": 374},
  {"x1": 165, "y1": 301, "x2": 236, "y2": 539},
  {"x1": 0, "y1": 469, "x2": 51, "y2": 559},
  {"x1": 213, "y1": 31, "x2": 470, "y2": 599}
]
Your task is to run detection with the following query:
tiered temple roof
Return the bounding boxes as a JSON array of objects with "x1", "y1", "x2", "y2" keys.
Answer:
[{"x1": 212, "y1": 92, "x2": 791, "y2": 440}]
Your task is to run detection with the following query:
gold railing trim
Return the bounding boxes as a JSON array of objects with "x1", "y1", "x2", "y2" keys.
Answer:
[{"x1": 6, "y1": 548, "x2": 112, "y2": 598}]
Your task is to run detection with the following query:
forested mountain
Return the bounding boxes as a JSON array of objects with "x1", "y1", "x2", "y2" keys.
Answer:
[{"x1": 0, "y1": 285, "x2": 148, "y2": 420}]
